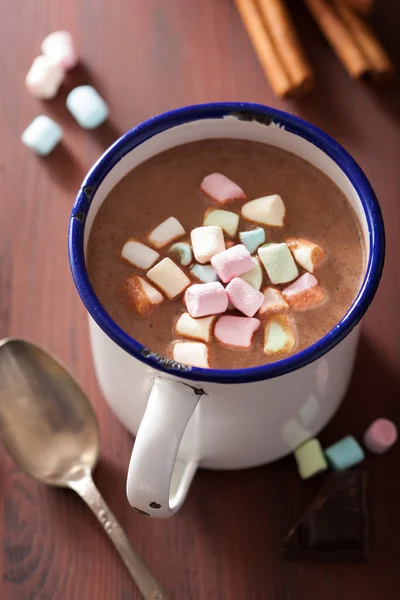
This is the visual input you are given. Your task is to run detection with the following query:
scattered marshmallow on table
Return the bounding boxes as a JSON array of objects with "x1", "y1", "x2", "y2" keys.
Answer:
[
  {"x1": 191, "y1": 225, "x2": 225, "y2": 264},
  {"x1": 203, "y1": 208, "x2": 239, "y2": 237},
  {"x1": 258, "y1": 243, "x2": 298, "y2": 284},
  {"x1": 175, "y1": 312, "x2": 215, "y2": 342},
  {"x1": 363, "y1": 418, "x2": 398, "y2": 454},
  {"x1": 283, "y1": 273, "x2": 326, "y2": 311},
  {"x1": 226, "y1": 277, "x2": 264, "y2": 317},
  {"x1": 258, "y1": 287, "x2": 288, "y2": 316},
  {"x1": 41, "y1": 31, "x2": 78, "y2": 70},
  {"x1": 240, "y1": 257, "x2": 263, "y2": 290},
  {"x1": 25, "y1": 55, "x2": 65, "y2": 99},
  {"x1": 190, "y1": 264, "x2": 218, "y2": 283},
  {"x1": 124, "y1": 275, "x2": 163, "y2": 315},
  {"x1": 324, "y1": 436, "x2": 365, "y2": 471},
  {"x1": 21, "y1": 115, "x2": 63, "y2": 156},
  {"x1": 121, "y1": 239, "x2": 159, "y2": 269},
  {"x1": 148, "y1": 217, "x2": 185, "y2": 249},
  {"x1": 146, "y1": 257, "x2": 191, "y2": 299},
  {"x1": 185, "y1": 282, "x2": 228, "y2": 318},
  {"x1": 263, "y1": 314, "x2": 296, "y2": 356},
  {"x1": 287, "y1": 238, "x2": 325, "y2": 273},
  {"x1": 215, "y1": 315, "x2": 260, "y2": 348},
  {"x1": 294, "y1": 438, "x2": 328, "y2": 480},
  {"x1": 172, "y1": 341, "x2": 209, "y2": 368},
  {"x1": 200, "y1": 173, "x2": 246, "y2": 205},
  {"x1": 211, "y1": 244, "x2": 254, "y2": 283},
  {"x1": 169, "y1": 242, "x2": 192, "y2": 266},
  {"x1": 241, "y1": 195, "x2": 285, "y2": 227},
  {"x1": 66, "y1": 85, "x2": 109, "y2": 129},
  {"x1": 239, "y1": 227, "x2": 265, "y2": 254}
]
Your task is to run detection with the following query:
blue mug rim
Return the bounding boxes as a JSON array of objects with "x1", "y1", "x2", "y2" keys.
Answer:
[{"x1": 68, "y1": 102, "x2": 385, "y2": 384}]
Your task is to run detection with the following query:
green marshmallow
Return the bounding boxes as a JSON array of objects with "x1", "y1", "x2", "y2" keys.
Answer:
[
  {"x1": 294, "y1": 438, "x2": 328, "y2": 479},
  {"x1": 169, "y1": 242, "x2": 192, "y2": 266}
]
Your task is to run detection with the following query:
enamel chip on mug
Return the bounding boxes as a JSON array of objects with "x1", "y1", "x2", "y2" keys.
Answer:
[
  {"x1": 124, "y1": 275, "x2": 163, "y2": 314},
  {"x1": 241, "y1": 194, "x2": 285, "y2": 227},
  {"x1": 185, "y1": 282, "x2": 228, "y2": 318},
  {"x1": 258, "y1": 287, "x2": 288, "y2": 316},
  {"x1": 239, "y1": 227, "x2": 266, "y2": 254},
  {"x1": 121, "y1": 239, "x2": 160, "y2": 269},
  {"x1": 215, "y1": 315, "x2": 260, "y2": 348},
  {"x1": 283, "y1": 273, "x2": 326, "y2": 311},
  {"x1": 41, "y1": 31, "x2": 78, "y2": 70},
  {"x1": 191, "y1": 225, "x2": 225, "y2": 264},
  {"x1": 211, "y1": 244, "x2": 254, "y2": 283},
  {"x1": 226, "y1": 277, "x2": 264, "y2": 317},
  {"x1": 148, "y1": 217, "x2": 185, "y2": 249},
  {"x1": 66, "y1": 85, "x2": 109, "y2": 129},
  {"x1": 324, "y1": 436, "x2": 365, "y2": 471},
  {"x1": 146, "y1": 257, "x2": 191, "y2": 299},
  {"x1": 190, "y1": 264, "x2": 219, "y2": 283},
  {"x1": 200, "y1": 172, "x2": 246, "y2": 205},
  {"x1": 25, "y1": 55, "x2": 65, "y2": 99},
  {"x1": 287, "y1": 238, "x2": 325, "y2": 273},
  {"x1": 175, "y1": 312, "x2": 215, "y2": 342},
  {"x1": 203, "y1": 208, "x2": 240, "y2": 237},
  {"x1": 172, "y1": 341, "x2": 209, "y2": 368},
  {"x1": 363, "y1": 418, "x2": 398, "y2": 454},
  {"x1": 258, "y1": 243, "x2": 299, "y2": 284},
  {"x1": 240, "y1": 257, "x2": 263, "y2": 290},
  {"x1": 263, "y1": 314, "x2": 296, "y2": 356},
  {"x1": 294, "y1": 438, "x2": 328, "y2": 480},
  {"x1": 169, "y1": 242, "x2": 192, "y2": 266},
  {"x1": 21, "y1": 116, "x2": 63, "y2": 156}
]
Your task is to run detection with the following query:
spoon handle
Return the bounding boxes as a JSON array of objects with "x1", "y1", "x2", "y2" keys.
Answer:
[{"x1": 69, "y1": 474, "x2": 170, "y2": 600}]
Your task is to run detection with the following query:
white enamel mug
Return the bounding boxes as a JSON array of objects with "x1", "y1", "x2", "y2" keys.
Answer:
[{"x1": 69, "y1": 103, "x2": 384, "y2": 518}]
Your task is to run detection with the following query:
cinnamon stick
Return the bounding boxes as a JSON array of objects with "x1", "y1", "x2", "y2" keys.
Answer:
[
  {"x1": 234, "y1": 0, "x2": 293, "y2": 99},
  {"x1": 335, "y1": 1, "x2": 395, "y2": 80},
  {"x1": 304, "y1": 0, "x2": 372, "y2": 79},
  {"x1": 256, "y1": 0, "x2": 315, "y2": 95}
]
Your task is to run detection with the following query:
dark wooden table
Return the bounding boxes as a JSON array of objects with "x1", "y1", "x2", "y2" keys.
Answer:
[{"x1": 1, "y1": 1, "x2": 400, "y2": 598}]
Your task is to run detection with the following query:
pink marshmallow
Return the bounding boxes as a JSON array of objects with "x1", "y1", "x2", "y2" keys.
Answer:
[
  {"x1": 226, "y1": 277, "x2": 264, "y2": 317},
  {"x1": 215, "y1": 315, "x2": 260, "y2": 348},
  {"x1": 364, "y1": 419, "x2": 398, "y2": 454},
  {"x1": 41, "y1": 31, "x2": 78, "y2": 70},
  {"x1": 211, "y1": 244, "x2": 254, "y2": 283},
  {"x1": 200, "y1": 173, "x2": 246, "y2": 205},
  {"x1": 283, "y1": 273, "x2": 318, "y2": 295},
  {"x1": 283, "y1": 273, "x2": 326, "y2": 311},
  {"x1": 185, "y1": 282, "x2": 228, "y2": 318}
]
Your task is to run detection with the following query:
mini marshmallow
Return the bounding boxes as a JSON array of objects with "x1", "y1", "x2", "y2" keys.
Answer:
[
  {"x1": 211, "y1": 244, "x2": 254, "y2": 283},
  {"x1": 203, "y1": 208, "x2": 239, "y2": 237},
  {"x1": 226, "y1": 277, "x2": 264, "y2": 317},
  {"x1": 124, "y1": 275, "x2": 163, "y2": 315},
  {"x1": 258, "y1": 287, "x2": 288, "y2": 316},
  {"x1": 191, "y1": 226, "x2": 225, "y2": 264},
  {"x1": 25, "y1": 55, "x2": 65, "y2": 99},
  {"x1": 146, "y1": 257, "x2": 191, "y2": 299},
  {"x1": 66, "y1": 85, "x2": 109, "y2": 129},
  {"x1": 121, "y1": 239, "x2": 159, "y2": 269},
  {"x1": 283, "y1": 273, "x2": 326, "y2": 311},
  {"x1": 215, "y1": 315, "x2": 260, "y2": 348},
  {"x1": 169, "y1": 242, "x2": 192, "y2": 266},
  {"x1": 263, "y1": 314, "x2": 296, "y2": 356},
  {"x1": 21, "y1": 116, "x2": 63, "y2": 156},
  {"x1": 41, "y1": 31, "x2": 78, "y2": 70},
  {"x1": 190, "y1": 264, "x2": 218, "y2": 283},
  {"x1": 185, "y1": 282, "x2": 228, "y2": 318},
  {"x1": 287, "y1": 238, "x2": 325, "y2": 273},
  {"x1": 324, "y1": 436, "x2": 365, "y2": 471},
  {"x1": 200, "y1": 173, "x2": 246, "y2": 205},
  {"x1": 294, "y1": 438, "x2": 328, "y2": 480},
  {"x1": 363, "y1": 419, "x2": 398, "y2": 454},
  {"x1": 258, "y1": 243, "x2": 298, "y2": 284},
  {"x1": 239, "y1": 227, "x2": 266, "y2": 254},
  {"x1": 175, "y1": 312, "x2": 215, "y2": 342},
  {"x1": 148, "y1": 217, "x2": 185, "y2": 249},
  {"x1": 240, "y1": 257, "x2": 263, "y2": 290},
  {"x1": 172, "y1": 341, "x2": 209, "y2": 368},
  {"x1": 241, "y1": 194, "x2": 285, "y2": 227}
]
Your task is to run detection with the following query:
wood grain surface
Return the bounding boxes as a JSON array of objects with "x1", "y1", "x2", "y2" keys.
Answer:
[{"x1": 1, "y1": 0, "x2": 400, "y2": 598}]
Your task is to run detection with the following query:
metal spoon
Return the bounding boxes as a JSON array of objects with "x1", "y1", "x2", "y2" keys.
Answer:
[{"x1": 0, "y1": 338, "x2": 169, "y2": 600}]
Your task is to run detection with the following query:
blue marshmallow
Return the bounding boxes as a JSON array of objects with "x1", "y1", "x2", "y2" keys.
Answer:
[
  {"x1": 66, "y1": 85, "x2": 109, "y2": 129},
  {"x1": 190, "y1": 264, "x2": 218, "y2": 283},
  {"x1": 21, "y1": 115, "x2": 63, "y2": 156},
  {"x1": 169, "y1": 242, "x2": 192, "y2": 266},
  {"x1": 239, "y1": 228, "x2": 265, "y2": 254},
  {"x1": 324, "y1": 436, "x2": 365, "y2": 471}
]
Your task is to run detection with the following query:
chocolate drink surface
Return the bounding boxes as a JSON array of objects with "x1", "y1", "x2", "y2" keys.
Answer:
[{"x1": 86, "y1": 139, "x2": 364, "y2": 370}]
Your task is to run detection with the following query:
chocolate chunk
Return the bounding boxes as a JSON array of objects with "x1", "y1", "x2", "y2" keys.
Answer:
[{"x1": 283, "y1": 471, "x2": 368, "y2": 562}]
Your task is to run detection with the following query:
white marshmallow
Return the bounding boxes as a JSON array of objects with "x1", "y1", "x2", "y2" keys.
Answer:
[
  {"x1": 140, "y1": 278, "x2": 163, "y2": 305},
  {"x1": 258, "y1": 287, "x2": 288, "y2": 316},
  {"x1": 172, "y1": 341, "x2": 209, "y2": 368},
  {"x1": 203, "y1": 208, "x2": 239, "y2": 237},
  {"x1": 121, "y1": 239, "x2": 159, "y2": 269},
  {"x1": 287, "y1": 238, "x2": 325, "y2": 273},
  {"x1": 41, "y1": 31, "x2": 78, "y2": 70},
  {"x1": 240, "y1": 257, "x2": 263, "y2": 290},
  {"x1": 124, "y1": 276, "x2": 163, "y2": 314},
  {"x1": 190, "y1": 264, "x2": 219, "y2": 283},
  {"x1": 191, "y1": 226, "x2": 225, "y2": 264},
  {"x1": 25, "y1": 55, "x2": 65, "y2": 99},
  {"x1": 241, "y1": 195, "x2": 285, "y2": 227},
  {"x1": 258, "y1": 243, "x2": 298, "y2": 284},
  {"x1": 146, "y1": 257, "x2": 191, "y2": 299},
  {"x1": 175, "y1": 312, "x2": 215, "y2": 342},
  {"x1": 263, "y1": 314, "x2": 296, "y2": 356},
  {"x1": 148, "y1": 217, "x2": 185, "y2": 249}
]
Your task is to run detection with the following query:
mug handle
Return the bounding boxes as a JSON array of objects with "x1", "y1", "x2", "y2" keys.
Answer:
[{"x1": 126, "y1": 378, "x2": 201, "y2": 518}]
